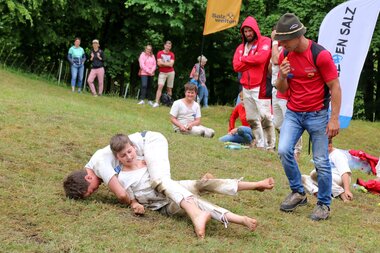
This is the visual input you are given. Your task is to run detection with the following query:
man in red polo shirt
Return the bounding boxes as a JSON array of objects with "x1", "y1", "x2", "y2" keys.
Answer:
[{"x1": 274, "y1": 13, "x2": 341, "y2": 221}]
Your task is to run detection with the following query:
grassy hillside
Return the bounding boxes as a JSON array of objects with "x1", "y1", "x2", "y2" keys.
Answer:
[{"x1": 0, "y1": 68, "x2": 379, "y2": 252}]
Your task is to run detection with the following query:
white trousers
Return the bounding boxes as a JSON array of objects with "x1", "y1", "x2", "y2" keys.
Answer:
[
  {"x1": 188, "y1": 125, "x2": 215, "y2": 138},
  {"x1": 157, "y1": 178, "x2": 240, "y2": 224},
  {"x1": 243, "y1": 87, "x2": 275, "y2": 149},
  {"x1": 143, "y1": 132, "x2": 235, "y2": 224},
  {"x1": 272, "y1": 90, "x2": 302, "y2": 153},
  {"x1": 302, "y1": 169, "x2": 350, "y2": 198}
]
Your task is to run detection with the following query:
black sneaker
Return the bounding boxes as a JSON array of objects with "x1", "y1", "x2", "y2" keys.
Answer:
[
  {"x1": 310, "y1": 203, "x2": 330, "y2": 221},
  {"x1": 280, "y1": 191, "x2": 307, "y2": 212}
]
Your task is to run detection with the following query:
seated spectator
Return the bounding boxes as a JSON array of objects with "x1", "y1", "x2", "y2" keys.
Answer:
[
  {"x1": 302, "y1": 139, "x2": 353, "y2": 202},
  {"x1": 219, "y1": 92, "x2": 254, "y2": 145},
  {"x1": 170, "y1": 83, "x2": 214, "y2": 138}
]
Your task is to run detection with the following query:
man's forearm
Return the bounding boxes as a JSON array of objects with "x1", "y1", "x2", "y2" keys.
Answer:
[
  {"x1": 275, "y1": 77, "x2": 288, "y2": 93},
  {"x1": 329, "y1": 79, "x2": 342, "y2": 120}
]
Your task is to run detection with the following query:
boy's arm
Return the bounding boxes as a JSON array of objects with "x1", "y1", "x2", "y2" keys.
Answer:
[
  {"x1": 170, "y1": 115, "x2": 188, "y2": 132},
  {"x1": 130, "y1": 199, "x2": 145, "y2": 215},
  {"x1": 187, "y1": 117, "x2": 201, "y2": 129},
  {"x1": 341, "y1": 172, "x2": 353, "y2": 201},
  {"x1": 108, "y1": 176, "x2": 131, "y2": 205}
]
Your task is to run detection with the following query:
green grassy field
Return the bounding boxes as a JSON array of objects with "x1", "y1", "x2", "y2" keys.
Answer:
[{"x1": 0, "y1": 68, "x2": 379, "y2": 252}]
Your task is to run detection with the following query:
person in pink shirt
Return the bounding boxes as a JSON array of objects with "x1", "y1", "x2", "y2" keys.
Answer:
[{"x1": 137, "y1": 45, "x2": 157, "y2": 105}]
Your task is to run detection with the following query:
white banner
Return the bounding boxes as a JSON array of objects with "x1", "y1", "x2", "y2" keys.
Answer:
[{"x1": 318, "y1": 0, "x2": 380, "y2": 128}]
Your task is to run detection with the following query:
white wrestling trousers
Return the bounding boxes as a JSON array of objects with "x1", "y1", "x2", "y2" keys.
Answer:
[
  {"x1": 143, "y1": 131, "x2": 237, "y2": 224},
  {"x1": 155, "y1": 178, "x2": 240, "y2": 225},
  {"x1": 302, "y1": 169, "x2": 350, "y2": 197}
]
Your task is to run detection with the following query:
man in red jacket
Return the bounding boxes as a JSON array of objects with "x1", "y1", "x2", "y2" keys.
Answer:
[{"x1": 233, "y1": 16, "x2": 275, "y2": 151}]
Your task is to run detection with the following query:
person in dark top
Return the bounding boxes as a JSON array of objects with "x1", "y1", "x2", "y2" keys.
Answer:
[{"x1": 87, "y1": 39, "x2": 105, "y2": 96}]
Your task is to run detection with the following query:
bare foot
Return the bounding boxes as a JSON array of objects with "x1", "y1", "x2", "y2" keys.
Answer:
[
  {"x1": 255, "y1": 177, "x2": 275, "y2": 191},
  {"x1": 192, "y1": 211, "x2": 211, "y2": 239},
  {"x1": 201, "y1": 172, "x2": 215, "y2": 180},
  {"x1": 242, "y1": 216, "x2": 257, "y2": 231}
]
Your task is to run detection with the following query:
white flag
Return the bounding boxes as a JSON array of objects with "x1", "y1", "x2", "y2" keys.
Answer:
[{"x1": 318, "y1": 0, "x2": 380, "y2": 128}]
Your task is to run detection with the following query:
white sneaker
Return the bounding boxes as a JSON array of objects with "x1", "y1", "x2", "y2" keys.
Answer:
[
  {"x1": 137, "y1": 100, "x2": 145, "y2": 105},
  {"x1": 152, "y1": 102, "x2": 159, "y2": 108},
  {"x1": 148, "y1": 101, "x2": 154, "y2": 106}
]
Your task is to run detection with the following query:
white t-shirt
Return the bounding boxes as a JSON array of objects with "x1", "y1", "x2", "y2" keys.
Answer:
[
  {"x1": 271, "y1": 46, "x2": 283, "y2": 86},
  {"x1": 329, "y1": 148, "x2": 351, "y2": 178},
  {"x1": 118, "y1": 167, "x2": 169, "y2": 210},
  {"x1": 84, "y1": 132, "x2": 145, "y2": 185},
  {"x1": 169, "y1": 99, "x2": 201, "y2": 131}
]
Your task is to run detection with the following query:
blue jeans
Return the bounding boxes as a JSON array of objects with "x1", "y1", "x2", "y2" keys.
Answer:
[
  {"x1": 140, "y1": 75, "x2": 154, "y2": 100},
  {"x1": 71, "y1": 64, "x2": 84, "y2": 88},
  {"x1": 219, "y1": 126, "x2": 253, "y2": 144},
  {"x1": 278, "y1": 109, "x2": 332, "y2": 206},
  {"x1": 198, "y1": 85, "x2": 209, "y2": 107}
]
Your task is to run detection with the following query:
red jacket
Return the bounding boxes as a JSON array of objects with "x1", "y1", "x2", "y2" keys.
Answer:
[
  {"x1": 357, "y1": 178, "x2": 380, "y2": 195},
  {"x1": 232, "y1": 16, "x2": 271, "y2": 98},
  {"x1": 349, "y1": 149, "x2": 379, "y2": 176},
  {"x1": 228, "y1": 103, "x2": 249, "y2": 131}
]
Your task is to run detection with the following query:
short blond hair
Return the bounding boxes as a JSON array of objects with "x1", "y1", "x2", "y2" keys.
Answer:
[{"x1": 197, "y1": 55, "x2": 207, "y2": 62}]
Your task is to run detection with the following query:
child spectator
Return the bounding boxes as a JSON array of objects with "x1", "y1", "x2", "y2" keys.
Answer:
[{"x1": 170, "y1": 83, "x2": 214, "y2": 138}]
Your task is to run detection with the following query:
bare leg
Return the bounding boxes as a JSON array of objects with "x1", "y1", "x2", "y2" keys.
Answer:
[
  {"x1": 200, "y1": 173, "x2": 274, "y2": 192},
  {"x1": 237, "y1": 177, "x2": 275, "y2": 191},
  {"x1": 224, "y1": 212, "x2": 257, "y2": 231},
  {"x1": 155, "y1": 84, "x2": 164, "y2": 103},
  {"x1": 167, "y1": 87, "x2": 172, "y2": 97},
  {"x1": 180, "y1": 198, "x2": 211, "y2": 239}
]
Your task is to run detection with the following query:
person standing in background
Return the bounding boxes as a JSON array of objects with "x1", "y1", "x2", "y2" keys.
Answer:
[
  {"x1": 138, "y1": 44, "x2": 156, "y2": 105},
  {"x1": 87, "y1": 39, "x2": 105, "y2": 97},
  {"x1": 68, "y1": 37, "x2": 86, "y2": 93},
  {"x1": 153, "y1": 41, "x2": 175, "y2": 108}
]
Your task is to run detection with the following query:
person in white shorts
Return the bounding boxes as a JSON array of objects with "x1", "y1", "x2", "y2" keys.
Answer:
[
  {"x1": 170, "y1": 82, "x2": 215, "y2": 138},
  {"x1": 153, "y1": 40, "x2": 175, "y2": 108}
]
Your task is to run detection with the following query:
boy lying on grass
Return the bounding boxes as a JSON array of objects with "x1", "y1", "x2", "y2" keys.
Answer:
[
  {"x1": 63, "y1": 132, "x2": 274, "y2": 239},
  {"x1": 302, "y1": 139, "x2": 353, "y2": 202}
]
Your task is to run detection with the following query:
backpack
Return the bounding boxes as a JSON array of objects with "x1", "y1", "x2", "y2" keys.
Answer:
[
  {"x1": 283, "y1": 41, "x2": 330, "y2": 109},
  {"x1": 160, "y1": 93, "x2": 173, "y2": 107}
]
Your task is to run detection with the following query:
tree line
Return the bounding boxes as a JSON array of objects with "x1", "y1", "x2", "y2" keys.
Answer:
[{"x1": 1, "y1": 0, "x2": 379, "y2": 120}]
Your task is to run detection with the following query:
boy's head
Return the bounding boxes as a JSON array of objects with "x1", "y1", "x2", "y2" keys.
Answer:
[
  {"x1": 184, "y1": 82, "x2": 198, "y2": 101},
  {"x1": 110, "y1": 133, "x2": 138, "y2": 166},
  {"x1": 63, "y1": 169, "x2": 101, "y2": 199},
  {"x1": 184, "y1": 82, "x2": 198, "y2": 93},
  {"x1": 110, "y1": 134, "x2": 134, "y2": 156}
]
